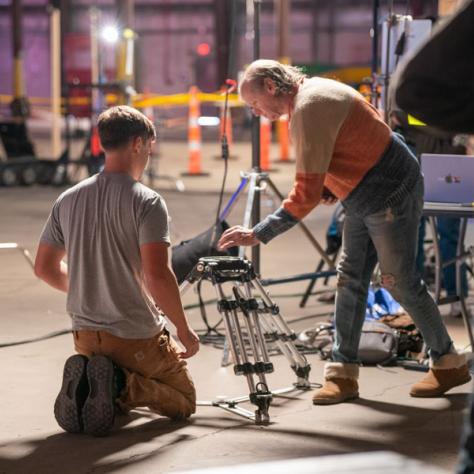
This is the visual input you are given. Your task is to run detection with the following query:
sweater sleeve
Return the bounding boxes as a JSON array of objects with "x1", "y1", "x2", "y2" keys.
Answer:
[
  {"x1": 253, "y1": 173, "x2": 325, "y2": 244},
  {"x1": 282, "y1": 172, "x2": 326, "y2": 220}
]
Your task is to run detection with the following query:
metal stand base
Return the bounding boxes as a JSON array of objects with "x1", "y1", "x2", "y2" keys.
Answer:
[
  {"x1": 197, "y1": 383, "x2": 317, "y2": 423},
  {"x1": 181, "y1": 256, "x2": 316, "y2": 424}
]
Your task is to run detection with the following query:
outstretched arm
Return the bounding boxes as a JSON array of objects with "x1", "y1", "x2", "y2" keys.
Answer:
[
  {"x1": 140, "y1": 241, "x2": 199, "y2": 359},
  {"x1": 219, "y1": 173, "x2": 326, "y2": 249}
]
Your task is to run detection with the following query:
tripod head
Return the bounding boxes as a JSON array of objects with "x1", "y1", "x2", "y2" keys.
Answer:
[{"x1": 185, "y1": 256, "x2": 256, "y2": 285}]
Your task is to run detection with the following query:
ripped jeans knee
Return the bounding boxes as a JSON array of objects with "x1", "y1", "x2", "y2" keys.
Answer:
[
  {"x1": 380, "y1": 272, "x2": 422, "y2": 303},
  {"x1": 336, "y1": 273, "x2": 350, "y2": 288}
]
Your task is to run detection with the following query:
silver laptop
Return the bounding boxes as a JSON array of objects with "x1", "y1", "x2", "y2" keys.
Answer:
[{"x1": 421, "y1": 153, "x2": 474, "y2": 204}]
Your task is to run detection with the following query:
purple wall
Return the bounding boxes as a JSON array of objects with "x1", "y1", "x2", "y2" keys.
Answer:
[
  {"x1": 0, "y1": 7, "x2": 50, "y2": 98},
  {"x1": 0, "y1": 1, "x2": 419, "y2": 100}
]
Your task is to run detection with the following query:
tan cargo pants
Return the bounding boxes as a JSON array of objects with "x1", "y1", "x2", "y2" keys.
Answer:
[{"x1": 73, "y1": 329, "x2": 196, "y2": 419}]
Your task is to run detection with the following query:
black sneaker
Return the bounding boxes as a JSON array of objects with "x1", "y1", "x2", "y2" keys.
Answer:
[
  {"x1": 54, "y1": 354, "x2": 89, "y2": 433},
  {"x1": 82, "y1": 355, "x2": 116, "y2": 437}
]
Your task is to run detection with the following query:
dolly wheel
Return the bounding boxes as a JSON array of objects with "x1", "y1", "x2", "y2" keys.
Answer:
[
  {"x1": 18, "y1": 164, "x2": 37, "y2": 186},
  {"x1": 0, "y1": 165, "x2": 18, "y2": 187}
]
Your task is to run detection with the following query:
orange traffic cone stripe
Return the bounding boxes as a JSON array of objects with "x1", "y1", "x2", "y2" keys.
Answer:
[
  {"x1": 278, "y1": 116, "x2": 290, "y2": 162},
  {"x1": 91, "y1": 126, "x2": 101, "y2": 156},
  {"x1": 260, "y1": 116, "x2": 271, "y2": 171},
  {"x1": 187, "y1": 86, "x2": 203, "y2": 175}
]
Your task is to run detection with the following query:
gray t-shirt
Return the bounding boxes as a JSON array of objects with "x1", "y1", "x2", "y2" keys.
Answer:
[{"x1": 40, "y1": 172, "x2": 170, "y2": 338}]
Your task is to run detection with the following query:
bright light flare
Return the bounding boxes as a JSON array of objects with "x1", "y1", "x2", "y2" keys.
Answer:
[
  {"x1": 198, "y1": 116, "x2": 220, "y2": 127},
  {"x1": 101, "y1": 25, "x2": 119, "y2": 43},
  {"x1": 0, "y1": 243, "x2": 18, "y2": 249}
]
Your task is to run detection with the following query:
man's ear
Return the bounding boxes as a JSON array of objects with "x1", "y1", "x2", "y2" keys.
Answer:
[
  {"x1": 263, "y1": 77, "x2": 277, "y2": 95},
  {"x1": 132, "y1": 136, "x2": 143, "y2": 153}
]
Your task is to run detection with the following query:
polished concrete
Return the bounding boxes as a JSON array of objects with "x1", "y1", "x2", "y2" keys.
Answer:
[{"x1": 0, "y1": 141, "x2": 472, "y2": 473}]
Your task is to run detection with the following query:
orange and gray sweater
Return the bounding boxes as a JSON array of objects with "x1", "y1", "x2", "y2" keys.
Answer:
[{"x1": 253, "y1": 77, "x2": 421, "y2": 243}]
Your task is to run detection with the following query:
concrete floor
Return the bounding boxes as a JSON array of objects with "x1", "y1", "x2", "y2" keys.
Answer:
[{"x1": 0, "y1": 140, "x2": 472, "y2": 473}]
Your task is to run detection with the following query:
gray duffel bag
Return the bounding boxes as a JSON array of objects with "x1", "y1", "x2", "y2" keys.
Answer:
[{"x1": 358, "y1": 321, "x2": 398, "y2": 365}]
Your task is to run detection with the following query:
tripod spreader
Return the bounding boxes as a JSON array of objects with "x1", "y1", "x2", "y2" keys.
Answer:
[{"x1": 234, "y1": 360, "x2": 274, "y2": 376}]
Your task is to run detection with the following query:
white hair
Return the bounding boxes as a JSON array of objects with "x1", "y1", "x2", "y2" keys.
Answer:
[{"x1": 240, "y1": 59, "x2": 306, "y2": 96}]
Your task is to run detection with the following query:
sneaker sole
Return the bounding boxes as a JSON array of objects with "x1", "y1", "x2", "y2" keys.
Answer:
[
  {"x1": 312, "y1": 392, "x2": 359, "y2": 405},
  {"x1": 82, "y1": 355, "x2": 115, "y2": 437},
  {"x1": 54, "y1": 354, "x2": 89, "y2": 433}
]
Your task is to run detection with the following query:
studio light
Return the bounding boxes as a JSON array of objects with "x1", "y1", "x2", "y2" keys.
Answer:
[{"x1": 101, "y1": 25, "x2": 119, "y2": 44}]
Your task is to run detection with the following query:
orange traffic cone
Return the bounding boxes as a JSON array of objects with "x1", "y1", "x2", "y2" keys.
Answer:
[
  {"x1": 359, "y1": 77, "x2": 372, "y2": 103},
  {"x1": 90, "y1": 126, "x2": 101, "y2": 157},
  {"x1": 276, "y1": 115, "x2": 293, "y2": 163},
  {"x1": 260, "y1": 116, "x2": 272, "y2": 171},
  {"x1": 183, "y1": 86, "x2": 208, "y2": 176}
]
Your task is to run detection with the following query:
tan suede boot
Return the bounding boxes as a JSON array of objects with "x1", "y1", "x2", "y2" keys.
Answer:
[
  {"x1": 312, "y1": 362, "x2": 359, "y2": 405},
  {"x1": 410, "y1": 352, "x2": 472, "y2": 397}
]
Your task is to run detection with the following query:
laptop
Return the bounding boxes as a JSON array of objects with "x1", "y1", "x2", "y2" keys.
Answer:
[{"x1": 421, "y1": 153, "x2": 474, "y2": 205}]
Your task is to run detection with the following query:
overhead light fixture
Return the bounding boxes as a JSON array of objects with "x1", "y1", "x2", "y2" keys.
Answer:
[{"x1": 101, "y1": 25, "x2": 119, "y2": 44}]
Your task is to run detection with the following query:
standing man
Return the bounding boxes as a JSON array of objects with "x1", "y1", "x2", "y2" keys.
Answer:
[
  {"x1": 218, "y1": 59, "x2": 470, "y2": 405},
  {"x1": 35, "y1": 106, "x2": 199, "y2": 436}
]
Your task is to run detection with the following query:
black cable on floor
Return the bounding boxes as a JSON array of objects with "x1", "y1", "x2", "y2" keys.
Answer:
[
  {"x1": 0, "y1": 288, "x2": 335, "y2": 348},
  {"x1": 0, "y1": 329, "x2": 72, "y2": 348}
]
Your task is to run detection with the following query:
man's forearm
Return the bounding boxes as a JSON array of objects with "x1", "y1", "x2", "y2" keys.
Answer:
[
  {"x1": 253, "y1": 207, "x2": 299, "y2": 244},
  {"x1": 37, "y1": 262, "x2": 68, "y2": 293},
  {"x1": 145, "y1": 268, "x2": 191, "y2": 330}
]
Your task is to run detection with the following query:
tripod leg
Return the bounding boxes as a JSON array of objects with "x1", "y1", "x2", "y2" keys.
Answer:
[
  {"x1": 236, "y1": 284, "x2": 273, "y2": 375},
  {"x1": 214, "y1": 283, "x2": 246, "y2": 371},
  {"x1": 241, "y1": 283, "x2": 271, "y2": 366},
  {"x1": 229, "y1": 304, "x2": 272, "y2": 423},
  {"x1": 234, "y1": 284, "x2": 273, "y2": 423},
  {"x1": 251, "y1": 278, "x2": 312, "y2": 388},
  {"x1": 215, "y1": 284, "x2": 257, "y2": 393}
]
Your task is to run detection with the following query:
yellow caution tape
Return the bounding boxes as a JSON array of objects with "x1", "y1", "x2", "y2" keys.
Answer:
[{"x1": 0, "y1": 92, "x2": 242, "y2": 110}]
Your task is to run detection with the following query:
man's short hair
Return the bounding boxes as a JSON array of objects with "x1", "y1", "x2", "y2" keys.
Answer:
[
  {"x1": 98, "y1": 105, "x2": 156, "y2": 151},
  {"x1": 241, "y1": 59, "x2": 306, "y2": 96}
]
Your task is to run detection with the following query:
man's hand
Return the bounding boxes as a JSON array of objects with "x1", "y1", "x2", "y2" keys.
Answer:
[
  {"x1": 321, "y1": 187, "x2": 338, "y2": 206},
  {"x1": 176, "y1": 325, "x2": 200, "y2": 359},
  {"x1": 218, "y1": 226, "x2": 260, "y2": 250}
]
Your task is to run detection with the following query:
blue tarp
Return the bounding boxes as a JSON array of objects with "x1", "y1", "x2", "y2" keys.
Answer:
[{"x1": 365, "y1": 287, "x2": 403, "y2": 320}]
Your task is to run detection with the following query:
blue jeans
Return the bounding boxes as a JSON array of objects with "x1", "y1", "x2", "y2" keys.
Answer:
[{"x1": 333, "y1": 177, "x2": 453, "y2": 363}]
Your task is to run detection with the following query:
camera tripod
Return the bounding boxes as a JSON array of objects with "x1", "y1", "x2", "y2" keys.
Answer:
[{"x1": 180, "y1": 256, "x2": 315, "y2": 424}]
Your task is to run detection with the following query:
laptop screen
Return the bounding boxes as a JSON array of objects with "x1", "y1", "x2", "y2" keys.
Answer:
[{"x1": 421, "y1": 153, "x2": 474, "y2": 204}]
